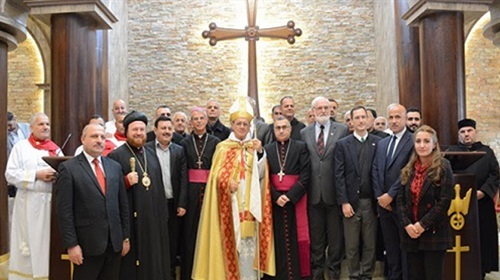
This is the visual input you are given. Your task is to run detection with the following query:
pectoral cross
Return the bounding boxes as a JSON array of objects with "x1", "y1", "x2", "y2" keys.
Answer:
[
  {"x1": 447, "y1": 235, "x2": 469, "y2": 280},
  {"x1": 196, "y1": 158, "x2": 203, "y2": 169},
  {"x1": 277, "y1": 169, "x2": 285, "y2": 182},
  {"x1": 61, "y1": 254, "x2": 74, "y2": 280},
  {"x1": 202, "y1": 0, "x2": 302, "y2": 116}
]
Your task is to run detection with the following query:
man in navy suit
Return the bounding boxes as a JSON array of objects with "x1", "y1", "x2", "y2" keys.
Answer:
[
  {"x1": 372, "y1": 104, "x2": 413, "y2": 280},
  {"x1": 335, "y1": 106, "x2": 381, "y2": 280},
  {"x1": 56, "y1": 124, "x2": 130, "y2": 280}
]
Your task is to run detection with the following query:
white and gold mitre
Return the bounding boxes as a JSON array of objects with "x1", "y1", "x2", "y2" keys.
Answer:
[{"x1": 229, "y1": 96, "x2": 254, "y2": 122}]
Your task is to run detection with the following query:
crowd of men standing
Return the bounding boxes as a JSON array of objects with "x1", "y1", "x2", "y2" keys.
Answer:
[{"x1": 4, "y1": 95, "x2": 499, "y2": 280}]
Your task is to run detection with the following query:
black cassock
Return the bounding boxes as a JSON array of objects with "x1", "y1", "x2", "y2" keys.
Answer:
[
  {"x1": 179, "y1": 133, "x2": 220, "y2": 280},
  {"x1": 448, "y1": 142, "x2": 499, "y2": 275},
  {"x1": 264, "y1": 139, "x2": 310, "y2": 280},
  {"x1": 108, "y1": 144, "x2": 171, "y2": 280}
]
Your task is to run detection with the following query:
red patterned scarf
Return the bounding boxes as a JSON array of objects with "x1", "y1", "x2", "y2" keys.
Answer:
[
  {"x1": 410, "y1": 159, "x2": 430, "y2": 221},
  {"x1": 28, "y1": 133, "x2": 59, "y2": 156}
]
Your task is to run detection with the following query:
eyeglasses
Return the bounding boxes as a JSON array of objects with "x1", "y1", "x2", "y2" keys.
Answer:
[{"x1": 160, "y1": 113, "x2": 171, "y2": 117}]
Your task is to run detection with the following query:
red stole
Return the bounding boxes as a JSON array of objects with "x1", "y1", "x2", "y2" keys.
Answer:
[
  {"x1": 270, "y1": 174, "x2": 310, "y2": 277},
  {"x1": 114, "y1": 131, "x2": 127, "y2": 141},
  {"x1": 28, "y1": 133, "x2": 59, "y2": 156},
  {"x1": 102, "y1": 140, "x2": 116, "y2": 156}
]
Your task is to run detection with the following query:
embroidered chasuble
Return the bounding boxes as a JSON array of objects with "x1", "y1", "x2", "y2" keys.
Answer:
[{"x1": 192, "y1": 136, "x2": 275, "y2": 280}]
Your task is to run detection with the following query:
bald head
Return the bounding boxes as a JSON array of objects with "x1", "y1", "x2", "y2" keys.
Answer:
[
  {"x1": 387, "y1": 104, "x2": 406, "y2": 134},
  {"x1": 111, "y1": 99, "x2": 127, "y2": 120}
]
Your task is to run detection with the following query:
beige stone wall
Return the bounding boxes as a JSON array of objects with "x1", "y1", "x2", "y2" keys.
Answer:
[
  {"x1": 7, "y1": 32, "x2": 44, "y2": 123},
  {"x1": 465, "y1": 13, "x2": 500, "y2": 159},
  {"x1": 127, "y1": 0, "x2": 377, "y2": 125}
]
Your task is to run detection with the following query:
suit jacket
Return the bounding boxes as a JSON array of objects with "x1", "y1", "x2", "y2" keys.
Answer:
[
  {"x1": 146, "y1": 141, "x2": 188, "y2": 209},
  {"x1": 56, "y1": 153, "x2": 130, "y2": 256},
  {"x1": 335, "y1": 134, "x2": 381, "y2": 209},
  {"x1": 396, "y1": 159, "x2": 453, "y2": 251},
  {"x1": 372, "y1": 129, "x2": 413, "y2": 200},
  {"x1": 301, "y1": 121, "x2": 349, "y2": 206}
]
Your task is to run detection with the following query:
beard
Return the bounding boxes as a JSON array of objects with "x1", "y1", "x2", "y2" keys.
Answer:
[
  {"x1": 128, "y1": 136, "x2": 146, "y2": 148},
  {"x1": 315, "y1": 115, "x2": 330, "y2": 125}
]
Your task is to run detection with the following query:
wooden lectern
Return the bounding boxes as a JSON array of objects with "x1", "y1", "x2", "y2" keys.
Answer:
[
  {"x1": 42, "y1": 156, "x2": 73, "y2": 280},
  {"x1": 443, "y1": 151, "x2": 486, "y2": 280}
]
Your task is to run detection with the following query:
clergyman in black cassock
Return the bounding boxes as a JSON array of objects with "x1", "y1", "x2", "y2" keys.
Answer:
[
  {"x1": 179, "y1": 107, "x2": 220, "y2": 280},
  {"x1": 107, "y1": 111, "x2": 171, "y2": 280},
  {"x1": 263, "y1": 116, "x2": 311, "y2": 279}
]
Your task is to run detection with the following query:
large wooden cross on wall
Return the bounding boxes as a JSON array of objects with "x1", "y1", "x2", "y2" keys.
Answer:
[{"x1": 202, "y1": 0, "x2": 302, "y2": 117}]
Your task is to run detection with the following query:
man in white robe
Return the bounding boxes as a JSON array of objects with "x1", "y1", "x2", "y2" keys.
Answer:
[{"x1": 5, "y1": 112, "x2": 61, "y2": 280}]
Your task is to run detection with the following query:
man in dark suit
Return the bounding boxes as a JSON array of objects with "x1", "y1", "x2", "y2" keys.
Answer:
[
  {"x1": 206, "y1": 99, "x2": 231, "y2": 140},
  {"x1": 56, "y1": 124, "x2": 130, "y2": 280},
  {"x1": 301, "y1": 96, "x2": 349, "y2": 280},
  {"x1": 146, "y1": 115, "x2": 188, "y2": 278},
  {"x1": 372, "y1": 103, "x2": 413, "y2": 280},
  {"x1": 335, "y1": 106, "x2": 381, "y2": 280}
]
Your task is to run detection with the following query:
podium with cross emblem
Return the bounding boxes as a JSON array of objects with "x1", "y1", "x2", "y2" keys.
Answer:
[{"x1": 443, "y1": 151, "x2": 486, "y2": 280}]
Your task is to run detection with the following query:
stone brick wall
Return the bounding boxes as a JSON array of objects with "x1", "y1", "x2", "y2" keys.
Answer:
[
  {"x1": 127, "y1": 0, "x2": 377, "y2": 125},
  {"x1": 465, "y1": 13, "x2": 500, "y2": 159},
  {"x1": 7, "y1": 32, "x2": 44, "y2": 123}
]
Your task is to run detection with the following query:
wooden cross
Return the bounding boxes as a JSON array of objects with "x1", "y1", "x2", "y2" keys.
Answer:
[
  {"x1": 202, "y1": 0, "x2": 302, "y2": 117},
  {"x1": 447, "y1": 235, "x2": 469, "y2": 280}
]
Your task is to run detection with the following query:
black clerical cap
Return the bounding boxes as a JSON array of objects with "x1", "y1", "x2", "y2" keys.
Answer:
[
  {"x1": 123, "y1": 110, "x2": 148, "y2": 132},
  {"x1": 458, "y1": 118, "x2": 476, "y2": 130}
]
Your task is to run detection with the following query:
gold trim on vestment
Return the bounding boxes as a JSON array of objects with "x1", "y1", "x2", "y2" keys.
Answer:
[{"x1": 0, "y1": 253, "x2": 8, "y2": 264}]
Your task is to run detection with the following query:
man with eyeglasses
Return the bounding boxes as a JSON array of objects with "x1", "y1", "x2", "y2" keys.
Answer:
[
  {"x1": 147, "y1": 105, "x2": 171, "y2": 142},
  {"x1": 301, "y1": 96, "x2": 349, "y2": 280},
  {"x1": 374, "y1": 116, "x2": 388, "y2": 132},
  {"x1": 271, "y1": 105, "x2": 282, "y2": 122}
]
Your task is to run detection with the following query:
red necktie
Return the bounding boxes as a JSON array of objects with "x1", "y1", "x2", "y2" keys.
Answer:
[
  {"x1": 93, "y1": 158, "x2": 106, "y2": 195},
  {"x1": 317, "y1": 125, "x2": 325, "y2": 156}
]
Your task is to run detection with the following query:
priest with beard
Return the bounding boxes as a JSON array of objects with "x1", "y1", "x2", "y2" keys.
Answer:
[
  {"x1": 108, "y1": 111, "x2": 171, "y2": 280},
  {"x1": 263, "y1": 116, "x2": 311, "y2": 279}
]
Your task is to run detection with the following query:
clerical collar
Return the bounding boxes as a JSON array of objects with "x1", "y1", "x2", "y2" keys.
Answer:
[
  {"x1": 279, "y1": 140, "x2": 290, "y2": 146},
  {"x1": 192, "y1": 132, "x2": 206, "y2": 139},
  {"x1": 126, "y1": 142, "x2": 144, "y2": 152}
]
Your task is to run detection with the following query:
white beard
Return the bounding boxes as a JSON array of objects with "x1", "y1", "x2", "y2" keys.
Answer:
[{"x1": 315, "y1": 115, "x2": 329, "y2": 125}]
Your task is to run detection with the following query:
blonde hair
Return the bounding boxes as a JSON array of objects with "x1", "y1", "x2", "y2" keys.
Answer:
[{"x1": 401, "y1": 125, "x2": 443, "y2": 185}]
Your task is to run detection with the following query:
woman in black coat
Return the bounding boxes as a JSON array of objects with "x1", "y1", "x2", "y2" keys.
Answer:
[{"x1": 397, "y1": 125, "x2": 453, "y2": 280}]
